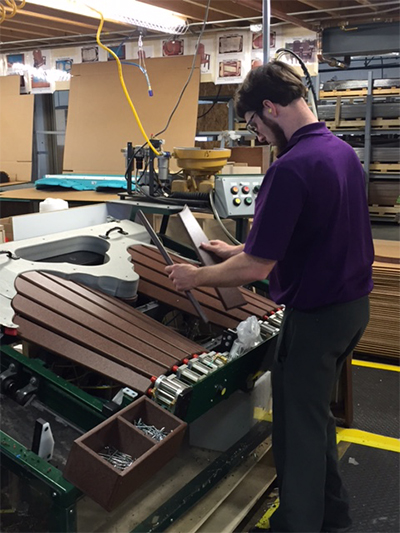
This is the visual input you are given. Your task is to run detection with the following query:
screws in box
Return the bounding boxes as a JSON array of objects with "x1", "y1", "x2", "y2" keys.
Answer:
[
  {"x1": 98, "y1": 446, "x2": 135, "y2": 470},
  {"x1": 134, "y1": 418, "x2": 170, "y2": 442}
]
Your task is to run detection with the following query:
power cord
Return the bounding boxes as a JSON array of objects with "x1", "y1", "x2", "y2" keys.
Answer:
[
  {"x1": 154, "y1": 0, "x2": 212, "y2": 137},
  {"x1": 208, "y1": 189, "x2": 242, "y2": 245},
  {"x1": 198, "y1": 85, "x2": 223, "y2": 119},
  {"x1": 275, "y1": 48, "x2": 319, "y2": 120}
]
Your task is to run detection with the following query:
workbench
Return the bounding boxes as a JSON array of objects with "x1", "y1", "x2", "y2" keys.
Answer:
[{"x1": 0, "y1": 186, "x2": 121, "y2": 218}]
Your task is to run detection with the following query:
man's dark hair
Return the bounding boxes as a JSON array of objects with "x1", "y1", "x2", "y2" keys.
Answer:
[{"x1": 234, "y1": 60, "x2": 307, "y2": 118}]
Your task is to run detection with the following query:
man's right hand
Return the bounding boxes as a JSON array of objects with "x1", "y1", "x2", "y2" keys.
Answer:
[{"x1": 200, "y1": 240, "x2": 244, "y2": 260}]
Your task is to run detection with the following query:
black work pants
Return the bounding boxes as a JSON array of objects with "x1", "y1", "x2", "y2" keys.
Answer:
[{"x1": 269, "y1": 296, "x2": 370, "y2": 533}]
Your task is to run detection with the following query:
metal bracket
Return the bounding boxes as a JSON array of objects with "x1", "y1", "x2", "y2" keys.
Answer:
[
  {"x1": 99, "y1": 226, "x2": 129, "y2": 239},
  {"x1": 0, "y1": 363, "x2": 19, "y2": 394},
  {"x1": 14, "y1": 376, "x2": 39, "y2": 406},
  {"x1": 31, "y1": 418, "x2": 55, "y2": 461},
  {"x1": 0, "y1": 251, "x2": 19, "y2": 260}
]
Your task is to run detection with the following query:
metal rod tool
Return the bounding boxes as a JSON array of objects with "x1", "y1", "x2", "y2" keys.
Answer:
[{"x1": 136, "y1": 210, "x2": 209, "y2": 323}]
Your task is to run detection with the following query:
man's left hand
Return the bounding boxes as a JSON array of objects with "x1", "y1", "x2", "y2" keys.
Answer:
[{"x1": 165, "y1": 263, "x2": 199, "y2": 292}]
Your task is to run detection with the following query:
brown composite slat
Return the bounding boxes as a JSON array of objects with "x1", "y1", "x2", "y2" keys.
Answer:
[
  {"x1": 18, "y1": 273, "x2": 192, "y2": 361},
  {"x1": 75, "y1": 281, "x2": 203, "y2": 353},
  {"x1": 137, "y1": 209, "x2": 209, "y2": 324},
  {"x1": 12, "y1": 294, "x2": 166, "y2": 378},
  {"x1": 24, "y1": 272, "x2": 199, "y2": 357},
  {"x1": 134, "y1": 262, "x2": 251, "y2": 323},
  {"x1": 39, "y1": 272, "x2": 202, "y2": 354},
  {"x1": 178, "y1": 206, "x2": 247, "y2": 310},
  {"x1": 13, "y1": 315, "x2": 150, "y2": 393},
  {"x1": 131, "y1": 248, "x2": 219, "y2": 296},
  {"x1": 14, "y1": 276, "x2": 180, "y2": 368},
  {"x1": 138, "y1": 280, "x2": 237, "y2": 330},
  {"x1": 130, "y1": 246, "x2": 250, "y2": 320},
  {"x1": 130, "y1": 245, "x2": 277, "y2": 315},
  {"x1": 130, "y1": 247, "x2": 271, "y2": 321},
  {"x1": 239, "y1": 287, "x2": 276, "y2": 310}
]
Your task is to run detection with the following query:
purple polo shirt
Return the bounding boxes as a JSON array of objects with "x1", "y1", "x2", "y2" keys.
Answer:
[{"x1": 244, "y1": 122, "x2": 374, "y2": 310}]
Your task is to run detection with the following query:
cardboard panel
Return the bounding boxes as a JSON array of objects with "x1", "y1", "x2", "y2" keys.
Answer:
[
  {"x1": 63, "y1": 56, "x2": 201, "y2": 174},
  {"x1": 0, "y1": 161, "x2": 32, "y2": 182},
  {"x1": 0, "y1": 76, "x2": 34, "y2": 181}
]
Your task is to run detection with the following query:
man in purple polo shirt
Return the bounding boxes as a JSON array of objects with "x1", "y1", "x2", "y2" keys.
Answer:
[{"x1": 166, "y1": 61, "x2": 374, "y2": 532}]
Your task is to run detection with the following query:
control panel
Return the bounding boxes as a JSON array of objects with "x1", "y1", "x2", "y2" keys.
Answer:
[{"x1": 213, "y1": 175, "x2": 264, "y2": 218}]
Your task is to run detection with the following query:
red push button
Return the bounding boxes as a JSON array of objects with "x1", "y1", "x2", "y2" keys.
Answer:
[
  {"x1": 230, "y1": 186, "x2": 239, "y2": 194},
  {"x1": 242, "y1": 186, "x2": 250, "y2": 194}
]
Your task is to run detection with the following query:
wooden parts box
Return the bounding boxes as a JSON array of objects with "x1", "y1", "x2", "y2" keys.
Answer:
[{"x1": 64, "y1": 396, "x2": 187, "y2": 511}]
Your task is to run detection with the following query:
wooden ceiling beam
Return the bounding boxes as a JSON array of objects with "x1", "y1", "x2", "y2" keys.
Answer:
[
  {"x1": 0, "y1": 23, "x2": 71, "y2": 39},
  {"x1": 1, "y1": 21, "x2": 83, "y2": 39},
  {"x1": 0, "y1": 29, "x2": 48, "y2": 42},
  {"x1": 271, "y1": 6, "x2": 316, "y2": 30},
  {"x1": 1, "y1": 14, "x2": 96, "y2": 35},
  {"x1": 180, "y1": 0, "x2": 259, "y2": 19},
  {"x1": 296, "y1": 0, "x2": 356, "y2": 19},
  {"x1": 232, "y1": 0, "x2": 315, "y2": 30},
  {"x1": 139, "y1": 0, "x2": 260, "y2": 22},
  {"x1": 198, "y1": 0, "x2": 262, "y2": 18},
  {"x1": 354, "y1": 0, "x2": 378, "y2": 11}
]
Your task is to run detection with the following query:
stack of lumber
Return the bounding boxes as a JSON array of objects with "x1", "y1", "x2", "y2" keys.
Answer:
[{"x1": 356, "y1": 239, "x2": 400, "y2": 360}]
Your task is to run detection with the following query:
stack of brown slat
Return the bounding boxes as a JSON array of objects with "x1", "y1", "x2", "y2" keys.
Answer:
[
  {"x1": 356, "y1": 239, "x2": 400, "y2": 360},
  {"x1": 129, "y1": 244, "x2": 278, "y2": 330},
  {"x1": 12, "y1": 271, "x2": 203, "y2": 393}
]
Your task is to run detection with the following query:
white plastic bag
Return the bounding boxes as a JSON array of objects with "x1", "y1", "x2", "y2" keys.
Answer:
[{"x1": 229, "y1": 316, "x2": 263, "y2": 360}]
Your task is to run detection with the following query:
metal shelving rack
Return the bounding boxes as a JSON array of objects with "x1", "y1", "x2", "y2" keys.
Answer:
[{"x1": 318, "y1": 74, "x2": 400, "y2": 223}]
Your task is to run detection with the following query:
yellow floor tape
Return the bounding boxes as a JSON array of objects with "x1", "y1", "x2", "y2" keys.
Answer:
[
  {"x1": 255, "y1": 407, "x2": 400, "y2": 453},
  {"x1": 352, "y1": 359, "x2": 400, "y2": 372},
  {"x1": 253, "y1": 412, "x2": 400, "y2": 530},
  {"x1": 256, "y1": 498, "x2": 279, "y2": 530},
  {"x1": 254, "y1": 407, "x2": 273, "y2": 423},
  {"x1": 336, "y1": 428, "x2": 400, "y2": 453}
]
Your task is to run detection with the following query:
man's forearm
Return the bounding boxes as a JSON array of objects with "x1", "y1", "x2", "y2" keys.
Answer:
[{"x1": 194, "y1": 252, "x2": 275, "y2": 288}]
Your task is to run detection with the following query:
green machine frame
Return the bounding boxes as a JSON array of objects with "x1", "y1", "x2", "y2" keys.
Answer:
[
  {"x1": 1, "y1": 330, "x2": 277, "y2": 532},
  {"x1": 0, "y1": 345, "x2": 107, "y2": 532}
]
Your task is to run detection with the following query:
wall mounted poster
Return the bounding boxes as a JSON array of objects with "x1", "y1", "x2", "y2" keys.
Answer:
[
  {"x1": 162, "y1": 39, "x2": 184, "y2": 56},
  {"x1": 31, "y1": 49, "x2": 52, "y2": 93},
  {"x1": 216, "y1": 32, "x2": 247, "y2": 85},
  {"x1": 219, "y1": 34, "x2": 243, "y2": 54},
  {"x1": 56, "y1": 58, "x2": 73, "y2": 73},
  {"x1": 107, "y1": 45, "x2": 126, "y2": 61},
  {"x1": 284, "y1": 38, "x2": 317, "y2": 64},
  {"x1": 81, "y1": 46, "x2": 99, "y2": 63},
  {"x1": 6, "y1": 53, "x2": 27, "y2": 92}
]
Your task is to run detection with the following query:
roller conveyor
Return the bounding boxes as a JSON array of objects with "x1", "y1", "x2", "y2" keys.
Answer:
[
  {"x1": 11, "y1": 257, "x2": 282, "y2": 420},
  {"x1": 12, "y1": 271, "x2": 204, "y2": 394}
]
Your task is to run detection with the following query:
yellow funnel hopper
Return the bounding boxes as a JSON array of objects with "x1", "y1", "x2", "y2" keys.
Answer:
[{"x1": 173, "y1": 148, "x2": 231, "y2": 174}]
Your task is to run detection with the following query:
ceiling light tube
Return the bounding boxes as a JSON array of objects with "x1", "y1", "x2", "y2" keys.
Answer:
[{"x1": 26, "y1": 0, "x2": 187, "y2": 34}]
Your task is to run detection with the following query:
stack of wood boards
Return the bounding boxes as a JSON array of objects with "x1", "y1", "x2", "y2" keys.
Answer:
[
  {"x1": 128, "y1": 244, "x2": 277, "y2": 330},
  {"x1": 356, "y1": 239, "x2": 400, "y2": 360},
  {"x1": 12, "y1": 271, "x2": 203, "y2": 392}
]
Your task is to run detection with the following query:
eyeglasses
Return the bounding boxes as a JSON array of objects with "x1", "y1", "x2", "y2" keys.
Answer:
[{"x1": 246, "y1": 111, "x2": 258, "y2": 135}]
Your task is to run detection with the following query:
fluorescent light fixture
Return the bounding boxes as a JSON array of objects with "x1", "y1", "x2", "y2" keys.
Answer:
[
  {"x1": 27, "y1": 0, "x2": 187, "y2": 34},
  {"x1": 250, "y1": 24, "x2": 263, "y2": 32}
]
